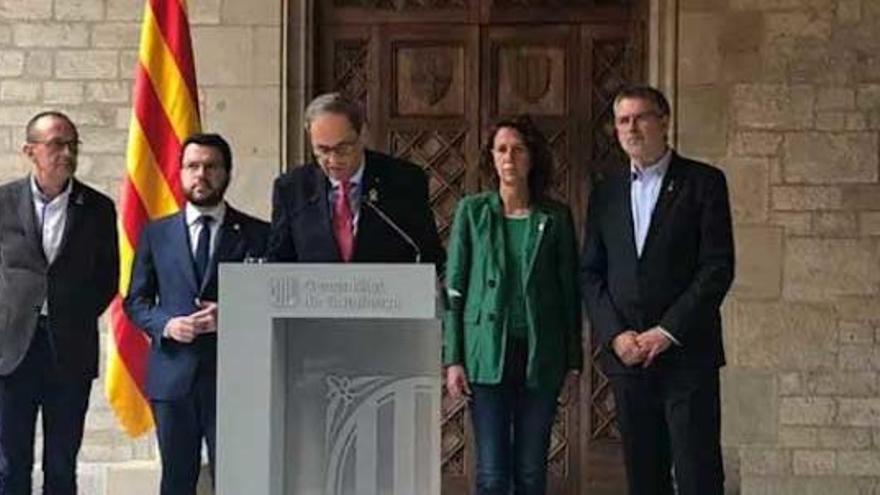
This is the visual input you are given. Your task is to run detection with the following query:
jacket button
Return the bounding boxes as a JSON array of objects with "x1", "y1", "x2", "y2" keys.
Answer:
[
  {"x1": 488, "y1": 313, "x2": 495, "y2": 322},
  {"x1": 487, "y1": 280, "x2": 496, "y2": 288}
]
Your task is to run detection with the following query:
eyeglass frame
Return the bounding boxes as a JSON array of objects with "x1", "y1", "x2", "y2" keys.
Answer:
[{"x1": 27, "y1": 138, "x2": 81, "y2": 152}]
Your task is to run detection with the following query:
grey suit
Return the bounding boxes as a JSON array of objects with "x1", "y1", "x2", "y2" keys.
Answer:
[{"x1": 0, "y1": 176, "x2": 118, "y2": 494}]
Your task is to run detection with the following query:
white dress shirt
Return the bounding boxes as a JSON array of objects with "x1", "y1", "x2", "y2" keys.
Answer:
[
  {"x1": 31, "y1": 176, "x2": 72, "y2": 314},
  {"x1": 629, "y1": 149, "x2": 680, "y2": 346},
  {"x1": 185, "y1": 201, "x2": 226, "y2": 258},
  {"x1": 630, "y1": 149, "x2": 671, "y2": 258},
  {"x1": 31, "y1": 176, "x2": 72, "y2": 265}
]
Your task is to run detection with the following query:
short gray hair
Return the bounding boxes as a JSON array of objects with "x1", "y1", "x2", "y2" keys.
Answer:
[
  {"x1": 304, "y1": 92, "x2": 365, "y2": 132},
  {"x1": 613, "y1": 85, "x2": 671, "y2": 117}
]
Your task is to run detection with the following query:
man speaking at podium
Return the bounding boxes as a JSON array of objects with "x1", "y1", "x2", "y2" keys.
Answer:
[{"x1": 267, "y1": 92, "x2": 444, "y2": 268}]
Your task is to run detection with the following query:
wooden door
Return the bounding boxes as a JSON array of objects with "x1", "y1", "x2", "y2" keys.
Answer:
[{"x1": 311, "y1": 2, "x2": 645, "y2": 493}]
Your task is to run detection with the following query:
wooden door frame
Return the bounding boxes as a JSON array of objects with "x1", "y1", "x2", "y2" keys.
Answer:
[
  {"x1": 282, "y1": 1, "x2": 681, "y2": 492},
  {"x1": 283, "y1": 0, "x2": 679, "y2": 169}
]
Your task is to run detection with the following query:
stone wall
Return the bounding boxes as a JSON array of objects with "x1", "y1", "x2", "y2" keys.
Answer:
[
  {"x1": 4, "y1": 0, "x2": 880, "y2": 493},
  {"x1": 0, "y1": 0, "x2": 280, "y2": 492},
  {"x1": 677, "y1": 0, "x2": 880, "y2": 492}
]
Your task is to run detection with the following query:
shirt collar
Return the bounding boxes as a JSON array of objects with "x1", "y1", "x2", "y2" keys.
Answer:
[
  {"x1": 185, "y1": 201, "x2": 227, "y2": 227},
  {"x1": 30, "y1": 175, "x2": 73, "y2": 204},
  {"x1": 327, "y1": 157, "x2": 366, "y2": 189},
  {"x1": 630, "y1": 148, "x2": 672, "y2": 181}
]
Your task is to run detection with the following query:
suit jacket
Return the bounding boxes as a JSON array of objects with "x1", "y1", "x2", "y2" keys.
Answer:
[
  {"x1": 0, "y1": 177, "x2": 118, "y2": 378},
  {"x1": 442, "y1": 192, "x2": 582, "y2": 391},
  {"x1": 581, "y1": 152, "x2": 735, "y2": 375},
  {"x1": 267, "y1": 150, "x2": 444, "y2": 268},
  {"x1": 124, "y1": 206, "x2": 269, "y2": 400}
]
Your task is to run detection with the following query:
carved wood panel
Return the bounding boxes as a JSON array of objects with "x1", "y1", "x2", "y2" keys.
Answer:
[{"x1": 314, "y1": 3, "x2": 645, "y2": 494}]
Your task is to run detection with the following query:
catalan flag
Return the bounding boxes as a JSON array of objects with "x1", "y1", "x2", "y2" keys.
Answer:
[{"x1": 105, "y1": 0, "x2": 200, "y2": 437}]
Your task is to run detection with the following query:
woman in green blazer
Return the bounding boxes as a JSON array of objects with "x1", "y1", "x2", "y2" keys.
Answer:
[{"x1": 443, "y1": 115, "x2": 583, "y2": 495}]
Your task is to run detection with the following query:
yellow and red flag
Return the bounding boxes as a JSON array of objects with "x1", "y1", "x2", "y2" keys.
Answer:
[{"x1": 105, "y1": 0, "x2": 200, "y2": 437}]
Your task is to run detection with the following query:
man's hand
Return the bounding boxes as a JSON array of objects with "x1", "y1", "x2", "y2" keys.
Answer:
[
  {"x1": 192, "y1": 300, "x2": 218, "y2": 334},
  {"x1": 612, "y1": 330, "x2": 647, "y2": 367},
  {"x1": 636, "y1": 327, "x2": 673, "y2": 368},
  {"x1": 445, "y1": 365, "x2": 471, "y2": 400},
  {"x1": 163, "y1": 316, "x2": 198, "y2": 343},
  {"x1": 162, "y1": 302, "x2": 219, "y2": 343}
]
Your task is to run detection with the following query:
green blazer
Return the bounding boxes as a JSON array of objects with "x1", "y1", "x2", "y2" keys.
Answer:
[{"x1": 443, "y1": 192, "x2": 583, "y2": 391}]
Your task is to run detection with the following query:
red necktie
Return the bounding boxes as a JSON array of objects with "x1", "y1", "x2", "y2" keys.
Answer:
[{"x1": 333, "y1": 181, "x2": 355, "y2": 262}]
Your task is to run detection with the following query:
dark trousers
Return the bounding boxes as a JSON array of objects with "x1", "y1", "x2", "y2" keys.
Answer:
[
  {"x1": 610, "y1": 368, "x2": 724, "y2": 495},
  {"x1": 0, "y1": 319, "x2": 92, "y2": 495},
  {"x1": 151, "y1": 361, "x2": 216, "y2": 495},
  {"x1": 469, "y1": 339, "x2": 559, "y2": 495}
]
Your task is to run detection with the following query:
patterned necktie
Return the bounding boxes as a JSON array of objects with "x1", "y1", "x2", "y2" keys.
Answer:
[
  {"x1": 333, "y1": 181, "x2": 354, "y2": 262},
  {"x1": 194, "y1": 215, "x2": 213, "y2": 284}
]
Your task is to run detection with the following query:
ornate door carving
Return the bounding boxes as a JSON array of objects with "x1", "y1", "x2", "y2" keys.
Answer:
[{"x1": 312, "y1": 2, "x2": 644, "y2": 493}]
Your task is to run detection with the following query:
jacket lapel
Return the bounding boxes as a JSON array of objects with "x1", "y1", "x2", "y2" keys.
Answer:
[
  {"x1": 641, "y1": 154, "x2": 682, "y2": 258},
  {"x1": 201, "y1": 207, "x2": 244, "y2": 295},
  {"x1": 615, "y1": 173, "x2": 639, "y2": 263},
  {"x1": 171, "y1": 212, "x2": 199, "y2": 293},
  {"x1": 486, "y1": 193, "x2": 506, "y2": 278},
  {"x1": 353, "y1": 161, "x2": 380, "y2": 260},
  {"x1": 52, "y1": 180, "x2": 83, "y2": 265},
  {"x1": 16, "y1": 178, "x2": 45, "y2": 263},
  {"x1": 522, "y1": 207, "x2": 550, "y2": 288},
  {"x1": 307, "y1": 164, "x2": 341, "y2": 261}
]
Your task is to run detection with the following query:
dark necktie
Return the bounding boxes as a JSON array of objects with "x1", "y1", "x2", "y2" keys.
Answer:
[
  {"x1": 194, "y1": 215, "x2": 213, "y2": 284},
  {"x1": 333, "y1": 181, "x2": 354, "y2": 262}
]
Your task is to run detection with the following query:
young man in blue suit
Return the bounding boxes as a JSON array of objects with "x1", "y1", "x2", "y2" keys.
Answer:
[
  {"x1": 267, "y1": 92, "x2": 444, "y2": 267},
  {"x1": 124, "y1": 133, "x2": 269, "y2": 494}
]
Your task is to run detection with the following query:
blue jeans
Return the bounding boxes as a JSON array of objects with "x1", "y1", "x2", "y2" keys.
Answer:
[{"x1": 469, "y1": 339, "x2": 559, "y2": 495}]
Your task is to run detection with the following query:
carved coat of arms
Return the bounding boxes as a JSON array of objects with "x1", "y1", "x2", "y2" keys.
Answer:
[
  {"x1": 509, "y1": 52, "x2": 552, "y2": 103},
  {"x1": 410, "y1": 50, "x2": 454, "y2": 106}
]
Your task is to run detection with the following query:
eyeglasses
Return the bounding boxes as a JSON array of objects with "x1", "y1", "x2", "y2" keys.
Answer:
[
  {"x1": 615, "y1": 111, "x2": 663, "y2": 127},
  {"x1": 491, "y1": 144, "x2": 528, "y2": 157},
  {"x1": 312, "y1": 137, "x2": 360, "y2": 160},
  {"x1": 29, "y1": 138, "x2": 81, "y2": 152},
  {"x1": 182, "y1": 161, "x2": 225, "y2": 173}
]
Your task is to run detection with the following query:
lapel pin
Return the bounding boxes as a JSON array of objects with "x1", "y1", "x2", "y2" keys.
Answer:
[
  {"x1": 667, "y1": 180, "x2": 675, "y2": 193},
  {"x1": 368, "y1": 188, "x2": 379, "y2": 203},
  {"x1": 232, "y1": 223, "x2": 240, "y2": 231}
]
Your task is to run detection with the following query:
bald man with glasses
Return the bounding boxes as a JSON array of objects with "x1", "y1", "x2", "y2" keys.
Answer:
[{"x1": 0, "y1": 111, "x2": 118, "y2": 494}]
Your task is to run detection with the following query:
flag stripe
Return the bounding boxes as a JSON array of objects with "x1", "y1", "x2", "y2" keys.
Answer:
[
  {"x1": 125, "y1": 117, "x2": 180, "y2": 219},
  {"x1": 131, "y1": 71, "x2": 185, "y2": 201},
  {"x1": 106, "y1": 299, "x2": 153, "y2": 435},
  {"x1": 148, "y1": 0, "x2": 198, "y2": 101},
  {"x1": 117, "y1": 230, "x2": 136, "y2": 297},
  {"x1": 139, "y1": 7, "x2": 199, "y2": 142}
]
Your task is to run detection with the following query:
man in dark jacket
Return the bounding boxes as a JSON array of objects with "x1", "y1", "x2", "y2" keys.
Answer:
[
  {"x1": 0, "y1": 111, "x2": 118, "y2": 494},
  {"x1": 581, "y1": 85, "x2": 735, "y2": 495}
]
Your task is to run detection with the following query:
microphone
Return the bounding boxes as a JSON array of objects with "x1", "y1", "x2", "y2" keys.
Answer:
[{"x1": 362, "y1": 199, "x2": 422, "y2": 263}]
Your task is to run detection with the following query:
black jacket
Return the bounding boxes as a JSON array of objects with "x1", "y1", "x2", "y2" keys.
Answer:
[
  {"x1": 267, "y1": 149, "x2": 445, "y2": 268},
  {"x1": 581, "y1": 152, "x2": 735, "y2": 374}
]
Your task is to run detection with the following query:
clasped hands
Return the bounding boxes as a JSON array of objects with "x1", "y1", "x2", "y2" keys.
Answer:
[
  {"x1": 162, "y1": 300, "x2": 218, "y2": 344},
  {"x1": 612, "y1": 327, "x2": 672, "y2": 368}
]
